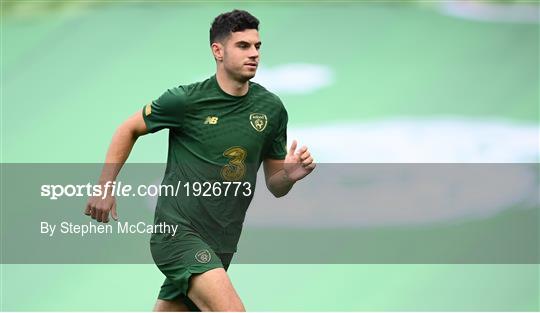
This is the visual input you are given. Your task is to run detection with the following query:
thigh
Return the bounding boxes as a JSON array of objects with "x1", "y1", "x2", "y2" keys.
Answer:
[
  {"x1": 157, "y1": 278, "x2": 200, "y2": 311},
  {"x1": 152, "y1": 234, "x2": 236, "y2": 311},
  {"x1": 156, "y1": 253, "x2": 236, "y2": 312},
  {"x1": 153, "y1": 298, "x2": 190, "y2": 312},
  {"x1": 151, "y1": 233, "x2": 224, "y2": 298},
  {"x1": 187, "y1": 267, "x2": 245, "y2": 312}
]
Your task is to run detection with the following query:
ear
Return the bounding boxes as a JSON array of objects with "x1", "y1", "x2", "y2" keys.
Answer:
[{"x1": 211, "y1": 42, "x2": 224, "y2": 61}]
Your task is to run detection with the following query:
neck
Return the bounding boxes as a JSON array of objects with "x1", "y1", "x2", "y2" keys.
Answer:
[{"x1": 215, "y1": 69, "x2": 249, "y2": 97}]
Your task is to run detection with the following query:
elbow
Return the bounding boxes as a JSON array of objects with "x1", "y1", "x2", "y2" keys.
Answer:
[
  {"x1": 266, "y1": 179, "x2": 292, "y2": 198},
  {"x1": 266, "y1": 181, "x2": 280, "y2": 198},
  {"x1": 268, "y1": 186, "x2": 288, "y2": 198}
]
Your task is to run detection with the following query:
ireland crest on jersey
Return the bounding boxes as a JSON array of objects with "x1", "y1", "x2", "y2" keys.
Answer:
[
  {"x1": 195, "y1": 249, "x2": 211, "y2": 263},
  {"x1": 249, "y1": 113, "x2": 267, "y2": 132}
]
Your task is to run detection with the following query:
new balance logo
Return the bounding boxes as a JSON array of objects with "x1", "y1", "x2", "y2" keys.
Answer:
[{"x1": 204, "y1": 116, "x2": 219, "y2": 125}]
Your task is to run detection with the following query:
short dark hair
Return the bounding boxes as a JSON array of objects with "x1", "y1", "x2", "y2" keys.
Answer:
[{"x1": 209, "y1": 10, "x2": 259, "y2": 45}]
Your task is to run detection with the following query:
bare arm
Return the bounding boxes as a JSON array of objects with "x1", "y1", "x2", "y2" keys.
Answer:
[
  {"x1": 84, "y1": 109, "x2": 148, "y2": 223},
  {"x1": 263, "y1": 158, "x2": 295, "y2": 198},
  {"x1": 98, "y1": 110, "x2": 148, "y2": 183},
  {"x1": 263, "y1": 140, "x2": 316, "y2": 198}
]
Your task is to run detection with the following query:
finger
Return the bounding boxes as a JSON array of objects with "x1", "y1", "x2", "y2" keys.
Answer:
[
  {"x1": 96, "y1": 208, "x2": 103, "y2": 222},
  {"x1": 296, "y1": 145, "x2": 307, "y2": 156},
  {"x1": 99, "y1": 206, "x2": 109, "y2": 223},
  {"x1": 304, "y1": 163, "x2": 316, "y2": 170},
  {"x1": 101, "y1": 209, "x2": 109, "y2": 223},
  {"x1": 300, "y1": 150, "x2": 310, "y2": 160},
  {"x1": 111, "y1": 202, "x2": 118, "y2": 221},
  {"x1": 302, "y1": 157, "x2": 313, "y2": 166},
  {"x1": 91, "y1": 207, "x2": 97, "y2": 220},
  {"x1": 288, "y1": 140, "x2": 297, "y2": 155},
  {"x1": 84, "y1": 202, "x2": 92, "y2": 215}
]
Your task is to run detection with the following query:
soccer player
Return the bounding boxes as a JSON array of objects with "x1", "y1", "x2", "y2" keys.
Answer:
[{"x1": 84, "y1": 9, "x2": 315, "y2": 311}]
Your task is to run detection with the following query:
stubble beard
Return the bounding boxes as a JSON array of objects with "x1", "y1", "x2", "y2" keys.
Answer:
[
  {"x1": 223, "y1": 60, "x2": 255, "y2": 83},
  {"x1": 231, "y1": 68, "x2": 255, "y2": 83}
]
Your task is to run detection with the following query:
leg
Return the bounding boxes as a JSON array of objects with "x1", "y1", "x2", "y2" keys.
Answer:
[
  {"x1": 151, "y1": 233, "x2": 238, "y2": 311},
  {"x1": 155, "y1": 278, "x2": 200, "y2": 311},
  {"x1": 153, "y1": 298, "x2": 190, "y2": 312},
  {"x1": 187, "y1": 268, "x2": 245, "y2": 311}
]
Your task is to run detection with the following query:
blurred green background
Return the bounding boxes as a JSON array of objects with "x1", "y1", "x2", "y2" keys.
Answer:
[{"x1": 1, "y1": 0, "x2": 538, "y2": 311}]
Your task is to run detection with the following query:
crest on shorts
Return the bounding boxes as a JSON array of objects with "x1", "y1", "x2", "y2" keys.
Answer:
[
  {"x1": 145, "y1": 103, "x2": 152, "y2": 116},
  {"x1": 249, "y1": 113, "x2": 267, "y2": 132},
  {"x1": 195, "y1": 249, "x2": 211, "y2": 264}
]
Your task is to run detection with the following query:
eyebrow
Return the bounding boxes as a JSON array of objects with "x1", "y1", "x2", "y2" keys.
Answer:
[{"x1": 235, "y1": 41, "x2": 262, "y2": 46}]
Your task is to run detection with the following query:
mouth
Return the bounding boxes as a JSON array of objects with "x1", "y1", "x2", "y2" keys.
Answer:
[{"x1": 245, "y1": 63, "x2": 258, "y2": 69}]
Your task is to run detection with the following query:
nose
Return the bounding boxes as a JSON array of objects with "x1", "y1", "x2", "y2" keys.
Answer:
[{"x1": 249, "y1": 45, "x2": 259, "y2": 59}]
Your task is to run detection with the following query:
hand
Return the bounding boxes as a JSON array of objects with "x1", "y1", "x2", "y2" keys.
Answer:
[
  {"x1": 84, "y1": 192, "x2": 118, "y2": 223},
  {"x1": 283, "y1": 140, "x2": 316, "y2": 182}
]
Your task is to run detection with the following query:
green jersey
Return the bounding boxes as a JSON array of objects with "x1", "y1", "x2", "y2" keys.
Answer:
[{"x1": 143, "y1": 75, "x2": 288, "y2": 253}]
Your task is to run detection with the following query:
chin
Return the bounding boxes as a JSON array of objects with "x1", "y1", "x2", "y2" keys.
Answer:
[
  {"x1": 244, "y1": 70, "x2": 257, "y2": 80},
  {"x1": 236, "y1": 72, "x2": 256, "y2": 82}
]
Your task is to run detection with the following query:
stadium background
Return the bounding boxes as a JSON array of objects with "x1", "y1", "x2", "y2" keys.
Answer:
[{"x1": 1, "y1": 0, "x2": 538, "y2": 311}]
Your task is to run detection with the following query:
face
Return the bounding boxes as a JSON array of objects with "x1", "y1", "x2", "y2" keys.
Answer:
[{"x1": 212, "y1": 29, "x2": 261, "y2": 82}]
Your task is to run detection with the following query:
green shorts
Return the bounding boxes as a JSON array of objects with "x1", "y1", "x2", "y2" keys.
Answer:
[{"x1": 150, "y1": 231, "x2": 234, "y2": 308}]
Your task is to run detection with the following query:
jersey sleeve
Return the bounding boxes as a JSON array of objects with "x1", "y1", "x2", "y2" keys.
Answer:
[
  {"x1": 142, "y1": 86, "x2": 188, "y2": 133},
  {"x1": 265, "y1": 105, "x2": 288, "y2": 160}
]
